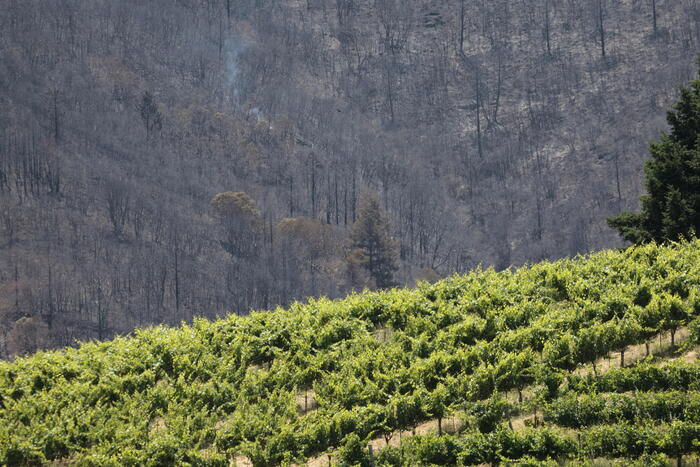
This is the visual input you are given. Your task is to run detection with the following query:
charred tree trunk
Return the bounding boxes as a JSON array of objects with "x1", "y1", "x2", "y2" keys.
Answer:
[
  {"x1": 598, "y1": 0, "x2": 606, "y2": 58},
  {"x1": 544, "y1": 0, "x2": 551, "y2": 55}
]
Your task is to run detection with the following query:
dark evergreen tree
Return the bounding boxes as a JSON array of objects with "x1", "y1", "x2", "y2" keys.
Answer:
[
  {"x1": 608, "y1": 60, "x2": 700, "y2": 243},
  {"x1": 349, "y1": 192, "x2": 398, "y2": 288}
]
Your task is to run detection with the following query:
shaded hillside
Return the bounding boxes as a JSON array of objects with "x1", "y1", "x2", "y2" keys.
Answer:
[
  {"x1": 1, "y1": 0, "x2": 700, "y2": 355},
  {"x1": 1, "y1": 241, "x2": 700, "y2": 465}
]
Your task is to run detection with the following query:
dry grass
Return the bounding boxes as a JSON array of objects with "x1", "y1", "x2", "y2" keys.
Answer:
[
  {"x1": 304, "y1": 414, "x2": 466, "y2": 466},
  {"x1": 510, "y1": 410, "x2": 545, "y2": 431},
  {"x1": 296, "y1": 389, "x2": 317, "y2": 413},
  {"x1": 230, "y1": 455, "x2": 253, "y2": 467},
  {"x1": 47, "y1": 459, "x2": 73, "y2": 466},
  {"x1": 370, "y1": 414, "x2": 465, "y2": 450},
  {"x1": 575, "y1": 327, "x2": 691, "y2": 377},
  {"x1": 373, "y1": 326, "x2": 395, "y2": 343},
  {"x1": 148, "y1": 417, "x2": 167, "y2": 435}
]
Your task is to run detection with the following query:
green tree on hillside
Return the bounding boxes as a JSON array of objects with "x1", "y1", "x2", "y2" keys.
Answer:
[
  {"x1": 608, "y1": 60, "x2": 700, "y2": 243},
  {"x1": 348, "y1": 192, "x2": 399, "y2": 289}
]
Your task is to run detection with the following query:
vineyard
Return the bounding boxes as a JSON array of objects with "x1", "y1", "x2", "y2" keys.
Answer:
[{"x1": 2, "y1": 241, "x2": 700, "y2": 466}]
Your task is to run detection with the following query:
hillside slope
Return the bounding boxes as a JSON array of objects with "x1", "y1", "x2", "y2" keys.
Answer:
[
  {"x1": 2, "y1": 0, "x2": 700, "y2": 356},
  {"x1": 1, "y1": 240, "x2": 700, "y2": 465}
]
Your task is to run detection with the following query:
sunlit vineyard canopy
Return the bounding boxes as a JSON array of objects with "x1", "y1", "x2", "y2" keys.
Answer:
[{"x1": 2, "y1": 240, "x2": 700, "y2": 465}]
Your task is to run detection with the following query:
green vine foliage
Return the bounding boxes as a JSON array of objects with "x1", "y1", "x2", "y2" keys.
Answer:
[{"x1": 1, "y1": 241, "x2": 700, "y2": 465}]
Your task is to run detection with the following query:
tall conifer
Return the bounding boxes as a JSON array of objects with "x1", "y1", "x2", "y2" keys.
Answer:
[{"x1": 608, "y1": 60, "x2": 700, "y2": 243}]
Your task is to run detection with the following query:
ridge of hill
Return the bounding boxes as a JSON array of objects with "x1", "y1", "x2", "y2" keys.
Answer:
[{"x1": 1, "y1": 240, "x2": 700, "y2": 465}]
